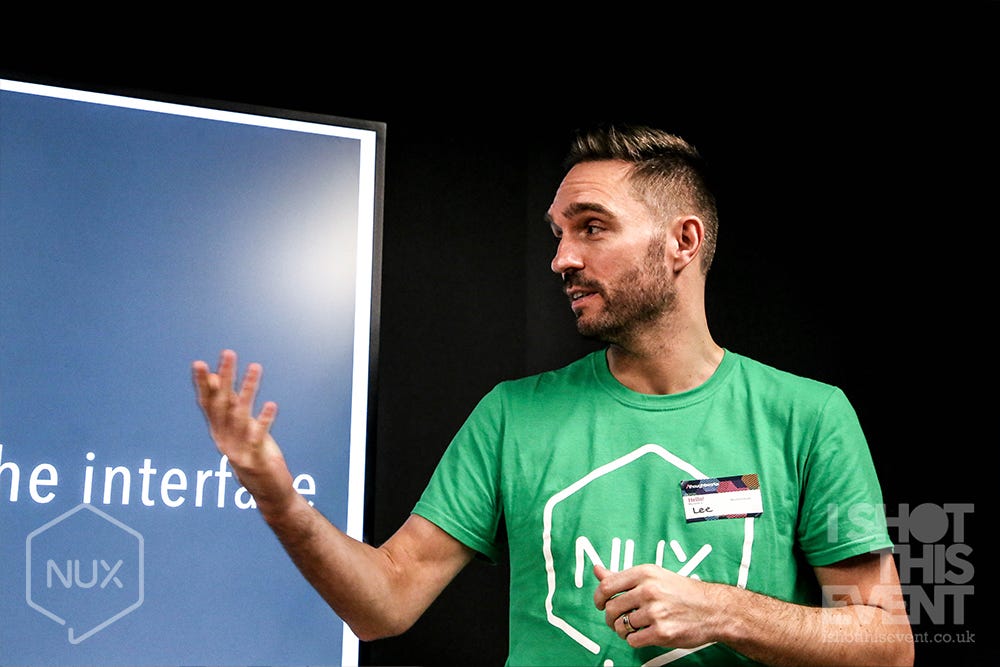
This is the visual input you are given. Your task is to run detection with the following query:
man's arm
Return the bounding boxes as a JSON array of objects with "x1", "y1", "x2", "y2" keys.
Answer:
[
  {"x1": 192, "y1": 350, "x2": 474, "y2": 641},
  {"x1": 263, "y1": 497, "x2": 475, "y2": 640},
  {"x1": 594, "y1": 550, "x2": 913, "y2": 666}
]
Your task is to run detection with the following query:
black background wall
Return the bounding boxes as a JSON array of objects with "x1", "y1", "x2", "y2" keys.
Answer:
[{"x1": 1, "y1": 6, "x2": 991, "y2": 665}]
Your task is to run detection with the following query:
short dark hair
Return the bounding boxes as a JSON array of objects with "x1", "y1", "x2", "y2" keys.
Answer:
[{"x1": 564, "y1": 124, "x2": 719, "y2": 274}]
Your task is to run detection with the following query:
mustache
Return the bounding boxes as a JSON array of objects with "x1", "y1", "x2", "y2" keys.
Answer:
[{"x1": 562, "y1": 274, "x2": 603, "y2": 294}]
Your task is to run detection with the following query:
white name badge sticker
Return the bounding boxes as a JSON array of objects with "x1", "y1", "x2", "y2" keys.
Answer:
[{"x1": 680, "y1": 474, "x2": 763, "y2": 523}]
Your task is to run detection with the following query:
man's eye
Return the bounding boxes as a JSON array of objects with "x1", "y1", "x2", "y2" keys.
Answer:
[{"x1": 586, "y1": 224, "x2": 602, "y2": 235}]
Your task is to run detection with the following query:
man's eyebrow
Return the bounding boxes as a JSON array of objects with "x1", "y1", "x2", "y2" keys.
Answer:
[
  {"x1": 566, "y1": 202, "x2": 613, "y2": 219},
  {"x1": 545, "y1": 202, "x2": 614, "y2": 225}
]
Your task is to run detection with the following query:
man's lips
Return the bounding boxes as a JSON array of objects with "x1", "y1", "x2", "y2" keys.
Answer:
[{"x1": 564, "y1": 283, "x2": 601, "y2": 311}]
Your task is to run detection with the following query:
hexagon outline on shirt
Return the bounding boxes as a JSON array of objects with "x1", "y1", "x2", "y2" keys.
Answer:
[{"x1": 542, "y1": 443, "x2": 755, "y2": 661}]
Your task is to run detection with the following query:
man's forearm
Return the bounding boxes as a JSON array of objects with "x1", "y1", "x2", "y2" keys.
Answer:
[
  {"x1": 714, "y1": 584, "x2": 914, "y2": 667},
  {"x1": 258, "y1": 495, "x2": 474, "y2": 642},
  {"x1": 257, "y1": 493, "x2": 410, "y2": 640}
]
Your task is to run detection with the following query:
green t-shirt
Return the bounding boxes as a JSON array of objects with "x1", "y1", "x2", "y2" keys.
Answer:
[{"x1": 413, "y1": 349, "x2": 892, "y2": 666}]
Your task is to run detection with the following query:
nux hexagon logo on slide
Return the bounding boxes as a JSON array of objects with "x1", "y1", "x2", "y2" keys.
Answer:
[{"x1": 26, "y1": 503, "x2": 145, "y2": 643}]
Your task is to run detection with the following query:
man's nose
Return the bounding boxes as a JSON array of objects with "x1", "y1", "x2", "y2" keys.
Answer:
[{"x1": 551, "y1": 237, "x2": 583, "y2": 275}]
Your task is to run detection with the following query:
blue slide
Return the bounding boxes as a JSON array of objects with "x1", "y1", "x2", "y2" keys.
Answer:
[{"x1": 0, "y1": 79, "x2": 382, "y2": 666}]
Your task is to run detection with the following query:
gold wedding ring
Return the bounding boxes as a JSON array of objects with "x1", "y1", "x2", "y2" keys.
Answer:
[{"x1": 622, "y1": 612, "x2": 636, "y2": 634}]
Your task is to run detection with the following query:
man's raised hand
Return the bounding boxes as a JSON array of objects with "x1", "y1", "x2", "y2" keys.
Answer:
[{"x1": 191, "y1": 349, "x2": 294, "y2": 513}]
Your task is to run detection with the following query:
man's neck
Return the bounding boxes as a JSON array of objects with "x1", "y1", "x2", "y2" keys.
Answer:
[{"x1": 605, "y1": 324, "x2": 724, "y2": 395}]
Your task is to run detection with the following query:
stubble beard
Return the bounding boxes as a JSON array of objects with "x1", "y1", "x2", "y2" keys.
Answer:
[{"x1": 571, "y1": 235, "x2": 677, "y2": 344}]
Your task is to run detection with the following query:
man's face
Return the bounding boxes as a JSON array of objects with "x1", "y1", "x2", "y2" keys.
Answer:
[{"x1": 546, "y1": 160, "x2": 676, "y2": 343}]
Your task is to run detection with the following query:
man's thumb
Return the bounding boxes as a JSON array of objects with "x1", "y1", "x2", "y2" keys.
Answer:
[{"x1": 593, "y1": 564, "x2": 611, "y2": 581}]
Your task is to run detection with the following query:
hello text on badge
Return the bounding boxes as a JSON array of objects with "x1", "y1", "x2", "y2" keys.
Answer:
[{"x1": 680, "y1": 474, "x2": 763, "y2": 522}]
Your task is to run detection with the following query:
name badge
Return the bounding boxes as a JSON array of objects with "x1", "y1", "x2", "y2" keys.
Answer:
[{"x1": 680, "y1": 474, "x2": 763, "y2": 522}]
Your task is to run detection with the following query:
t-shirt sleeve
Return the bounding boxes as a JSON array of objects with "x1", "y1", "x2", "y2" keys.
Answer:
[
  {"x1": 412, "y1": 385, "x2": 505, "y2": 563},
  {"x1": 797, "y1": 387, "x2": 895, "y2": 566}
]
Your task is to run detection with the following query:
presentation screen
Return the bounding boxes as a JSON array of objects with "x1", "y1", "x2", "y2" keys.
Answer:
[{"x1": 0, "y1": 77, "x2": 384, "y2": 666}]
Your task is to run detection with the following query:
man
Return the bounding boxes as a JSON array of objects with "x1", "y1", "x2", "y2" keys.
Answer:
[{"x1": 193, "y1": 124, "x2": 913, "y2": 665}]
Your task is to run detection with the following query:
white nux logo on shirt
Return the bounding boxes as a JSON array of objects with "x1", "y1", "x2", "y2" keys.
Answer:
[{"x1": 541, "y1": 443, "x2": 756, "y2": 663}]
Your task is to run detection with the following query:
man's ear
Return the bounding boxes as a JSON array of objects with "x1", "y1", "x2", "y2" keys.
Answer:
[{"x1": 672, "y1": 215, "x2": 704, "y2": 272}]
